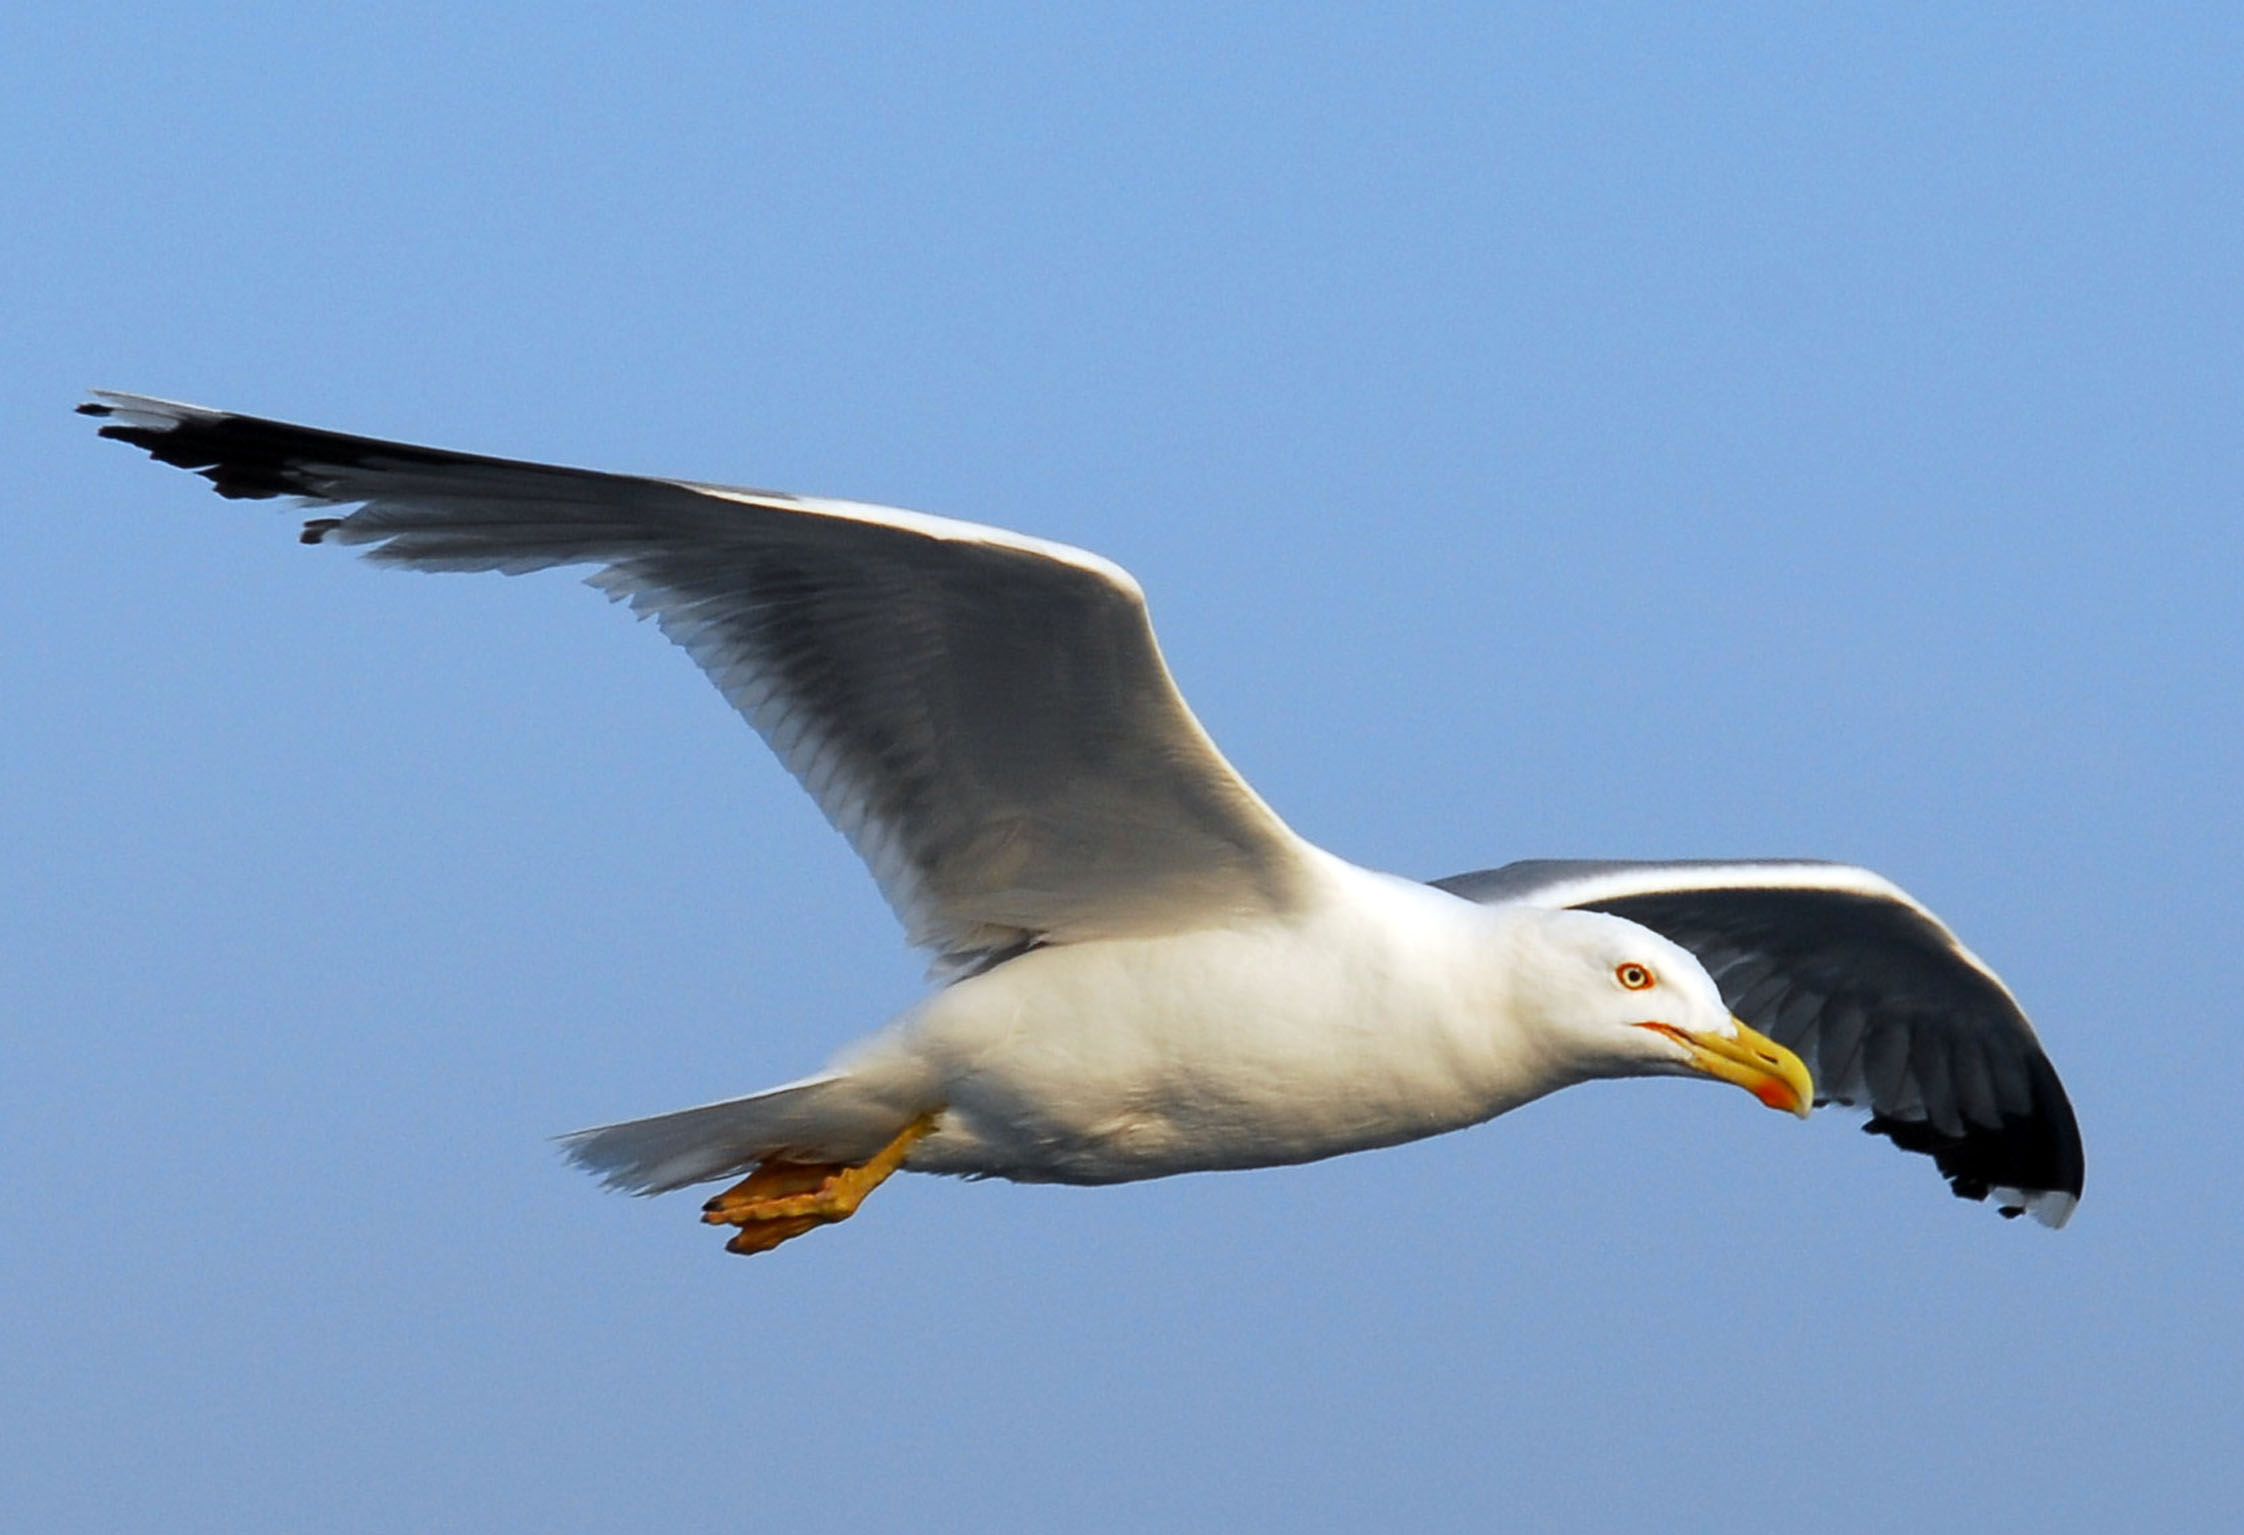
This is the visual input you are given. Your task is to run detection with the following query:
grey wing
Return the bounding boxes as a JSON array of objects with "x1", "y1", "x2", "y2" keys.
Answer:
[
  {"x1": 1434, "y1": 859, "x2": 2084, "y2": 1227},
  {"x1": 85, "y1": 393, "x2": 1312, "y2": 967}
]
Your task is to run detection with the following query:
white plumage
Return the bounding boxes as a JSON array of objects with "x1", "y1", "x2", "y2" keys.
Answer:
[
  {"x1": 83, "y1": 392, "x2": 2083, "y2": 1249},
  {"x1": 564, "y1": 858, "x2": 1739, "y2": 1192}
]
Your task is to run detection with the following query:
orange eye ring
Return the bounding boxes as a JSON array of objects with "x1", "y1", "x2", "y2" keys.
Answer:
[{"x1": 1616, "y1": 962, "x2": 1656, "y2": 991}]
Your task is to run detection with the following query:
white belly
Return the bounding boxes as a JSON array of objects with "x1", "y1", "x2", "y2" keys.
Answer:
[{"x1": 858, "y1": 874, "x2": 1561, "y2": 1183}]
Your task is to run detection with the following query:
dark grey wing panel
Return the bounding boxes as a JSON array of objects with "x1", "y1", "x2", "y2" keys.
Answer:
[
  {"x1": 85, "y1": 395, "x2": 1309, "y2": 964},
  {"x1": 1434, "y1": 860, "x2": 2084, "y2": 1224}
]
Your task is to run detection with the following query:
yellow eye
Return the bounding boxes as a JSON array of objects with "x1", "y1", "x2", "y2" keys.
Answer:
[{"x1": 1616, "y1": 963, "x2": 1655, "y2": 991}]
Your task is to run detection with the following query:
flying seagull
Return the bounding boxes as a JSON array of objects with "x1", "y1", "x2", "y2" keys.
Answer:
[{"x1": 81, "y1": 392, "x2": 2084, "y2": 1253}]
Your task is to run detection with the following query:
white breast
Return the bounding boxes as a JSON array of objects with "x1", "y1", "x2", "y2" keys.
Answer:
[{"x1": 860, "y1": 859, "x2": 1574, "y2": 1183}]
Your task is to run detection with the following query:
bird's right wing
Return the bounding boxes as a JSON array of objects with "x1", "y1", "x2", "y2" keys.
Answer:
[{"x1": 85, "y1": 393, "x2": 1315, "y2": 970}]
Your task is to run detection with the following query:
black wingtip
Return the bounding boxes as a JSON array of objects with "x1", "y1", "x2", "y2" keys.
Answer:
[
  {"x1": 80, "y1": 397, "x2": 329, "y2": 501},
  {"x1": 1863, "y1": 1078, "x2": 2085, "y2": 1222}
]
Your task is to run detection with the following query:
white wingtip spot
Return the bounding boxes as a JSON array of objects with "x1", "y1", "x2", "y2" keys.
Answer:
[
  {"x1": 1992, "y1": 1185, "x2": 2077, "y2": 1229},
  {"x1": 82, "y1": 390, "x2": 216, "y2": 434}
]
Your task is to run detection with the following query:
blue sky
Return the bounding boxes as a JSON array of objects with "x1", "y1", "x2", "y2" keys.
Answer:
[{"x1": 6, "y1": 5, "x2": 2240, "y2": 1530}]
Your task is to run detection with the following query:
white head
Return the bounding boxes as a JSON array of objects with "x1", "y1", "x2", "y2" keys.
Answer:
[{"x1": 1505, "y1": 908, "x2": 1813, "y2": 1114}]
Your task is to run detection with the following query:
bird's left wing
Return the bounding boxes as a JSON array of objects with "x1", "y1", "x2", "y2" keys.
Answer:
[
  {"x1": 83, "y1": 393, "x2": 1315, "y2": 970},
  {"x1": 1432, "y1": 859, "x2": 2085, "y2": 1226}
]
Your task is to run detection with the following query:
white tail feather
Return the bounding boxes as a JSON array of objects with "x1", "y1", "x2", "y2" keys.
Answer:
[{"x1": 557, "y1": 1074, "x2": 915, "y2": 1195}]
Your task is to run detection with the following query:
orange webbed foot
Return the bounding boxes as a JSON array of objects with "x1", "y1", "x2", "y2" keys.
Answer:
[{"x1": 698, "y1": 1113, "x2": 936, "y2": 1257}]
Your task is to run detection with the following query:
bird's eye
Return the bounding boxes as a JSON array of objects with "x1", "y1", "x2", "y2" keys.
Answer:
[{"x1": 1616, "y1": 963, "x2": 1655, "y2": 990}]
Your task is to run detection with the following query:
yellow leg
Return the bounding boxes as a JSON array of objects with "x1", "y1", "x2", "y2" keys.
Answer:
[{"x1": 699, "y1": 1113, "x2": 937, "y2": 1257}]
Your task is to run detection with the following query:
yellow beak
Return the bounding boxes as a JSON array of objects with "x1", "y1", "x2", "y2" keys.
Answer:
[{"x1": 1640, "y1": 1018, "x2": 1814, "y2": 1118}]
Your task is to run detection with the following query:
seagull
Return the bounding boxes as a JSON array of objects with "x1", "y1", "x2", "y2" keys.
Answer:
[{"x1": 82, "y1": 392, "x2": 2085, "y2": 1254}]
